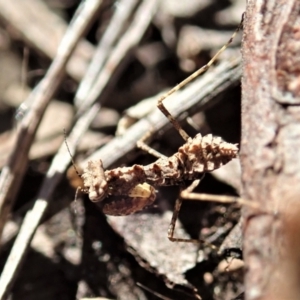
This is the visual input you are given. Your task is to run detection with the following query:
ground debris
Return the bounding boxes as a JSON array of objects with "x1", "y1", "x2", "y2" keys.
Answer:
[{"x1": 107, "y1": 211, "x2": 198, "y2": 286}]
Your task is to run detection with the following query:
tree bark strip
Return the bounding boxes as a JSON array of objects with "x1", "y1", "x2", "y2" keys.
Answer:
[{"x1": 241, "y1": 1, "x2": 300, "y2": 299}]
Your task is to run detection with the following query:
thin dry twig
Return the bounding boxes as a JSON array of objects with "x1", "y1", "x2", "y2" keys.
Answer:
[
  {"x1": 0, "y1": 0, "x2": 102, "y2": 241},
  {"x1": 0, "y1": 2, "x2": 103, "y2": 297},
  {"x1": 0, "y1": 103, "x2": 100, "y2": 300},
  {"x1": 75, "y1": 0, "x2": 140, "y2": 106},
  {"x1": 76, "y1": 0, "x2": 160, "y2": 115}
]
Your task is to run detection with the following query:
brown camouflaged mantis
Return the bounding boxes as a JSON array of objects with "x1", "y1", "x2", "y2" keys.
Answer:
[{"x1": 80, "y1": 16, "x2": 257, "y2": 243}]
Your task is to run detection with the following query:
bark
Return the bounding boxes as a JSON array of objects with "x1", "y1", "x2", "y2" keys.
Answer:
[{"x1": 241, "y1": 1, "x2": 300, "y2": 299}]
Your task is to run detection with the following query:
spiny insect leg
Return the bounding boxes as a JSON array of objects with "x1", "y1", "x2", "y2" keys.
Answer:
[
  {"x1": 180, "y1": 191, "x2": 260, "y2": 210},
  {"x1": 167, "y1": 179, "x2": 213, "y2": 245},
  {"x1": 137, "y1": 129, "x2": 167, "y2": 159},
  {"x1": 157, "y1": 15, "x2": 244, "y2": 142},
  {"x1": 167, "y1": 175, "x2": 260, "y2": 245}
]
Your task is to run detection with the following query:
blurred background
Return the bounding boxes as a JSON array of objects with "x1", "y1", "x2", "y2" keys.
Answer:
[{"x1": 0, "y1": 1, "x2": 245, "y2": 299}]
